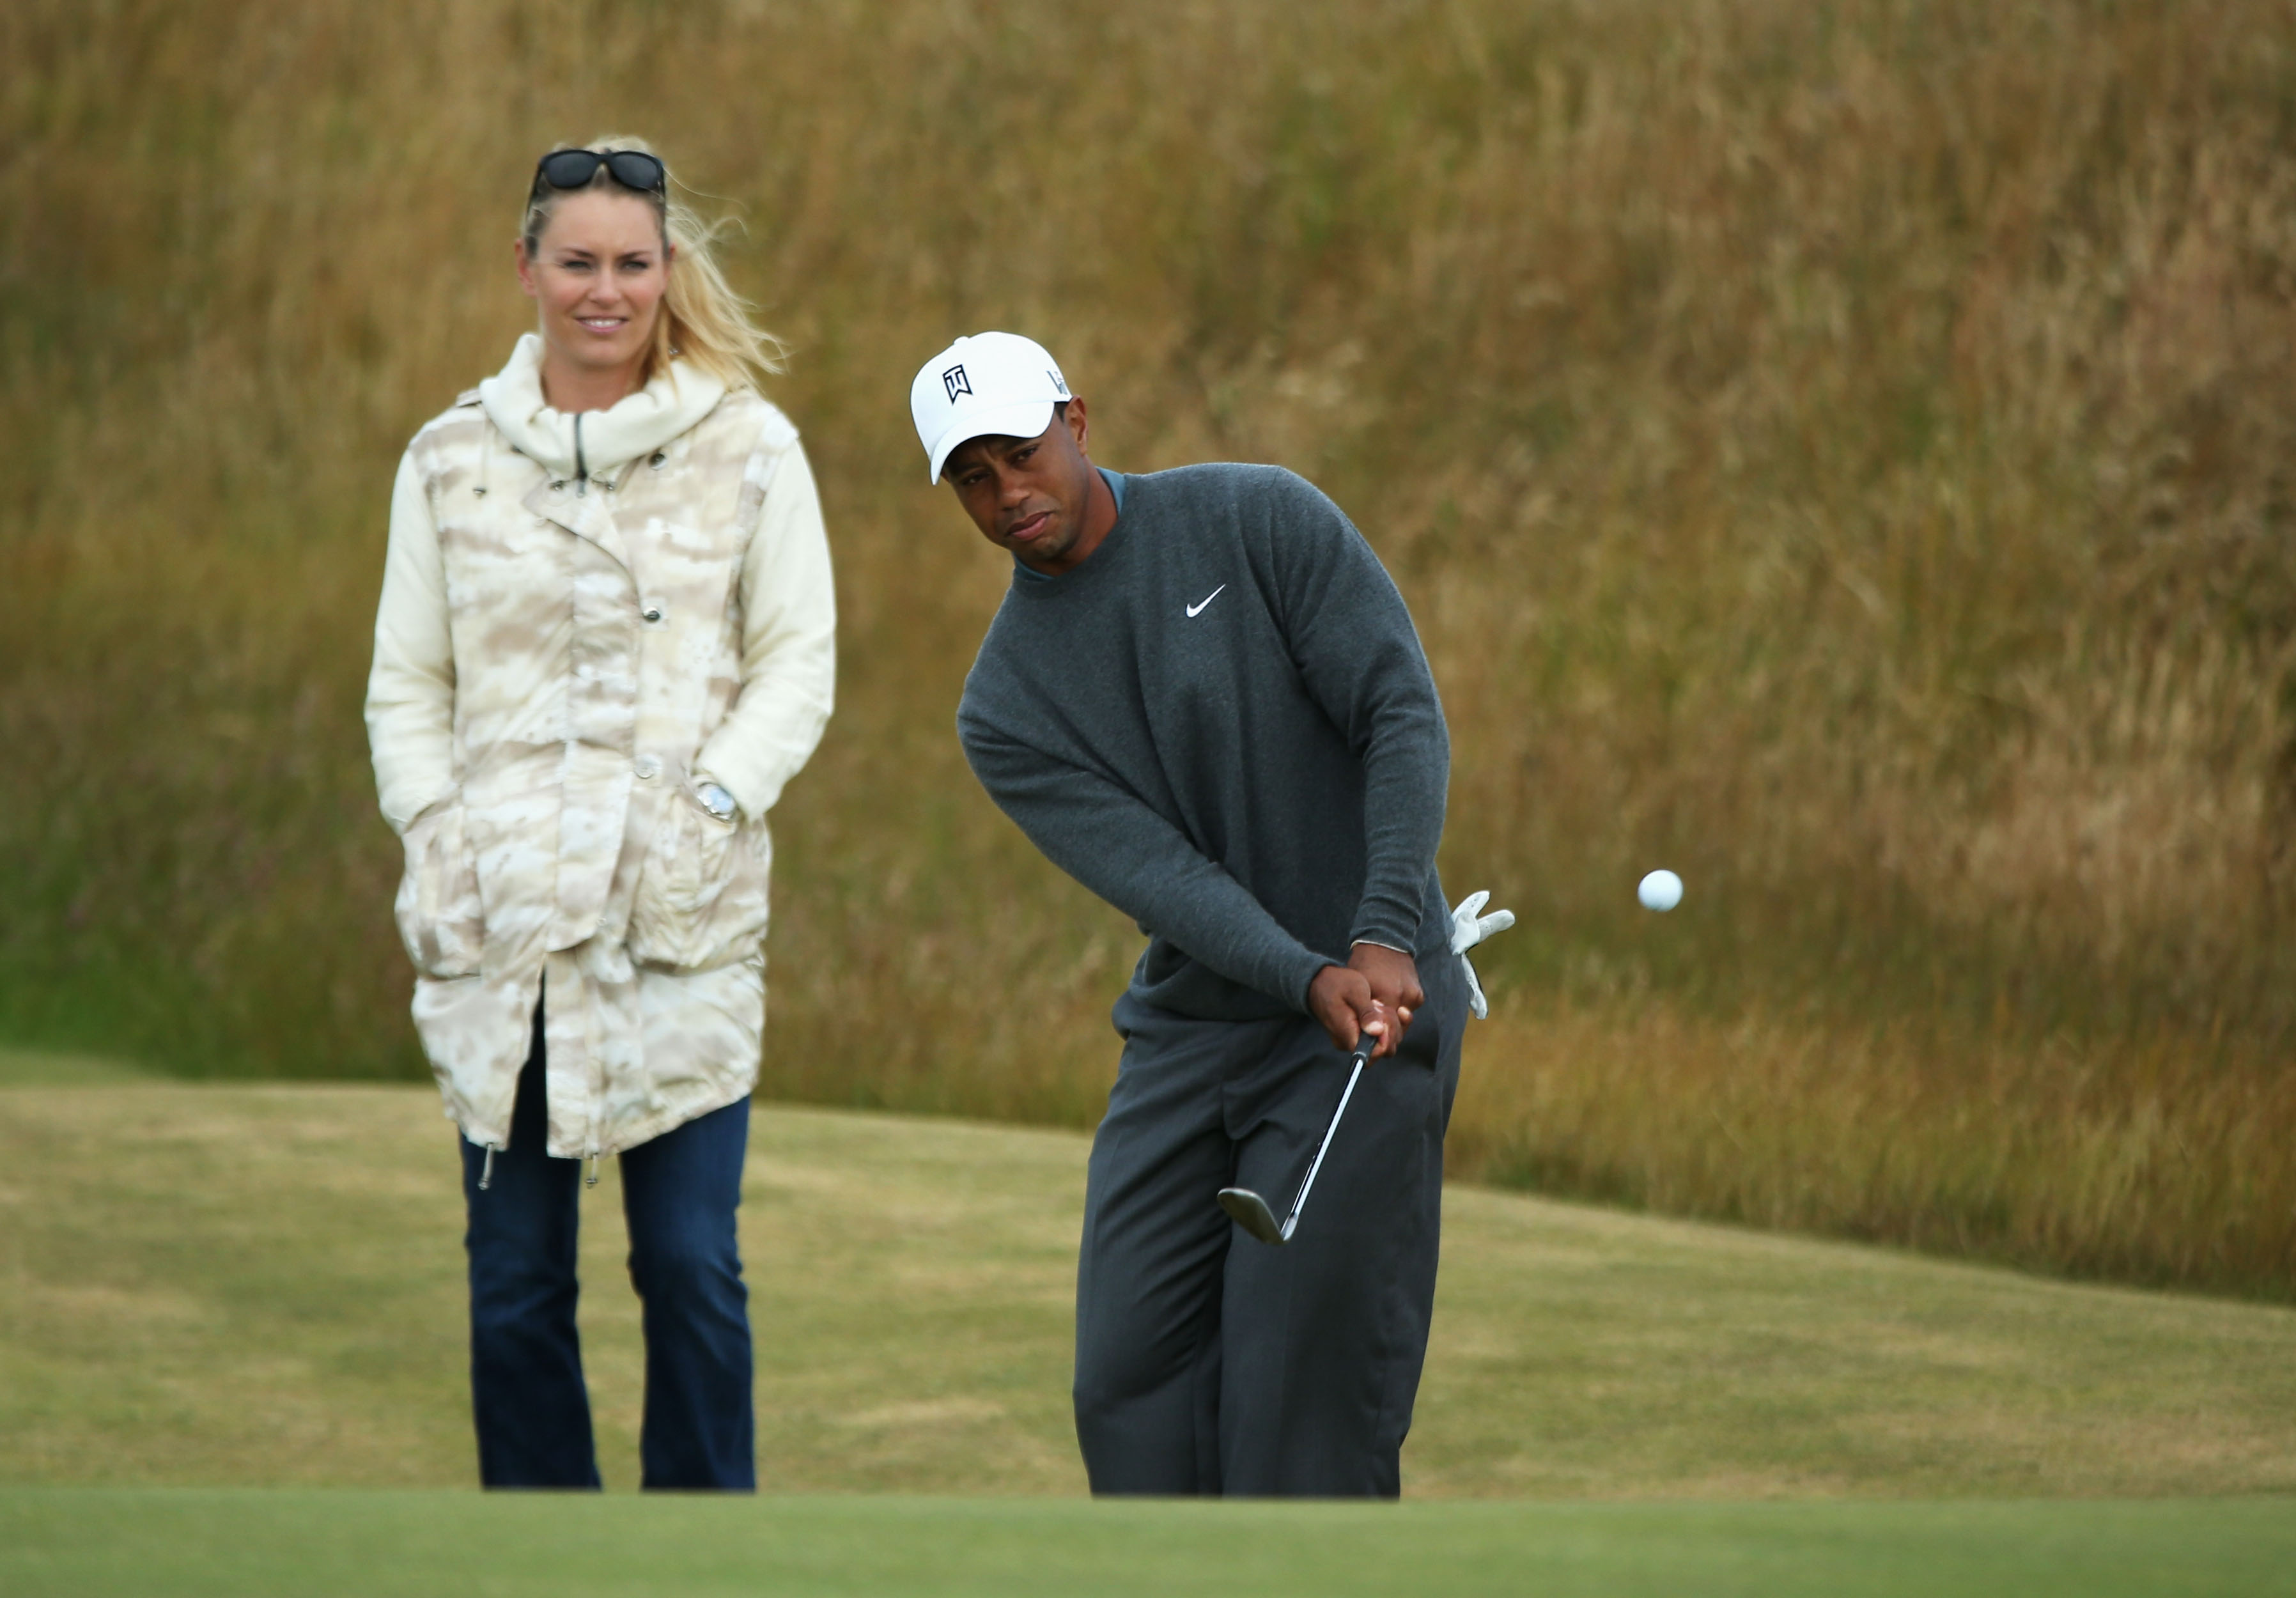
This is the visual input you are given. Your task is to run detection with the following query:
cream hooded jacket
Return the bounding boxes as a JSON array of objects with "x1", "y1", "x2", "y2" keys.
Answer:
[{"x1": 366, "y1": 334, "x2": 835, "y2": 1160}]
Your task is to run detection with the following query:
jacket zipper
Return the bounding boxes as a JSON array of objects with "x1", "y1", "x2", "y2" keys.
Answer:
[{"x1": 574, "y1": 413, "x2": 587, "y2": 497}]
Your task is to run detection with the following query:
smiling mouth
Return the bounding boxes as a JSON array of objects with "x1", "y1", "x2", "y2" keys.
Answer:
[{"x1": 577, "y1": 317, "x2": 626, "y2": 333}]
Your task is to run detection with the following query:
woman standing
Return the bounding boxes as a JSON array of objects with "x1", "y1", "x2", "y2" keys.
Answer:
[{"x1": 365, "y1": 139, "x2": 834, "y2": 1490}]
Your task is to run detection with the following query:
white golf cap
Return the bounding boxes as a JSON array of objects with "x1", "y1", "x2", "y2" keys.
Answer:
[{"x1": 910, "y1": 331, "x2": 1073, "y2": 483}]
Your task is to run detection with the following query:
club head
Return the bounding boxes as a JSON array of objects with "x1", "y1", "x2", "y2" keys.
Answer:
[{"x1": 1218, "y1": 1186, "x2": 1290, "y2": 1246}]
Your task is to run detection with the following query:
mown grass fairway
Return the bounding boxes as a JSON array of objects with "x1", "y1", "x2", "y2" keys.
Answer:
[
  {"x1": 3, "y1": 1073, "x2": 2292, "y2": 1500},
  {"x1": 5, "y1": 1491, "x2": 2294, "y2": 1597}
]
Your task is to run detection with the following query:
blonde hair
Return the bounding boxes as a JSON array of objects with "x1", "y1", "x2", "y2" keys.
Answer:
[{"x1": 520, "y1": 134, "x2": 786, "y2": 393}]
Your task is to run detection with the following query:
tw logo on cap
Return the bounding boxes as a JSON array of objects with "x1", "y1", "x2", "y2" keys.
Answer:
[{"x1": 943, "y1": 364, "x2": 972, "y2": 403}]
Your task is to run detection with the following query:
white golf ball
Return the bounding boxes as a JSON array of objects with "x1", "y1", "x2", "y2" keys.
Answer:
[{"x1": 1637, "y1": 869, "x2": 1683, "y2": 912}]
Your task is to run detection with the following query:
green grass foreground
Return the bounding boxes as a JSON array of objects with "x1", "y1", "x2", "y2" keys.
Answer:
[
  {"x1": 3, "y1": 1074, "x2": 2291, "y2": 1500},
  {"x1": 4, "y1": 1491, "x2": 2293, "y2": 1598}
]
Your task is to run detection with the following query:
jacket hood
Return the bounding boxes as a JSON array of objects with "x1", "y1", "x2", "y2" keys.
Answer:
[{"x1": 478, "y1": 332, "x2": 727, "y2": 481}]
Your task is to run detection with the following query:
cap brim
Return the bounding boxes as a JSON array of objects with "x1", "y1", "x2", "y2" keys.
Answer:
[{"x1": 927, "y1": 400, "x2": 1057, "y2": 484}]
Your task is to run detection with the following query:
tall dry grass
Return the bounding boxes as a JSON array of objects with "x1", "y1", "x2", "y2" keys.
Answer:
[{"x1": 3, "y1": 0, "x2": 2292, "y2": 1296}]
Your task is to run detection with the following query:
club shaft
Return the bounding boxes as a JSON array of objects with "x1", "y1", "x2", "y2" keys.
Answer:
[{"x1": 1284, "y1": 1048, "x2": 1369, "y2": 1230}]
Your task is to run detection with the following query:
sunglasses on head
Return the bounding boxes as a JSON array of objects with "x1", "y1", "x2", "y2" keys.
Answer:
[{"x1": 530, "y1": 148, "x2": 667, "y2": 201}]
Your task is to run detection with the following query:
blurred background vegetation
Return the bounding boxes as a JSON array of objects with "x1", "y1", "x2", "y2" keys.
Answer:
[{"x1": 3, "y1": 0, "x2": 2292, "y2": 1297}]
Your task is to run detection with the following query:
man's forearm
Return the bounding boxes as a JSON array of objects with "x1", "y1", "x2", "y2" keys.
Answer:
[
  {"x1": 1351, "y1": 707, "x2": 1449, "y2": 949},
  {"x1": 962, "y1": 727, "x2": 1335, "y2": 1011}
]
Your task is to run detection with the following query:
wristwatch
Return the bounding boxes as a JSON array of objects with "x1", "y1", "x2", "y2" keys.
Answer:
[{"x1": 696, "y1": 781, "x2": 739, "y2": 823}]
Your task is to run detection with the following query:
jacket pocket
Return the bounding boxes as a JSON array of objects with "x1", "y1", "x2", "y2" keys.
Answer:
[
  {"x1": 626, "y1": 779, "x2": 772, "y2": 971},
  {"x1": 392, "y1": 800, "x2": 484, "y2": 979}
]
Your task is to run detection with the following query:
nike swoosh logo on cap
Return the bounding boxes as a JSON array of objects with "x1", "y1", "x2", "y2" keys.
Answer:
[{"x1": 1186, "y1": 585, "x2": 1227, "y2": 617}]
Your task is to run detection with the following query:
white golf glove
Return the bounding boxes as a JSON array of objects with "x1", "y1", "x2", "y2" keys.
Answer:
[{"x1": 1449, "y1": 890, "x2": 1516, "y2": 1020}]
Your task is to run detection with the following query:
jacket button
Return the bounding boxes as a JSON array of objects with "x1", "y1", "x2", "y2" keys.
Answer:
[
  {"x1": 635, "y1": 756, "x2": 661, "y2": 780},
  {"x1": 641, "y1": 604, "x2": 665, "y2": 624}
]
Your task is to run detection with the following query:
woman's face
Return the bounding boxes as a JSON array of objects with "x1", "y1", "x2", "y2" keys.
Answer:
[{"x1": 515, "y1": 188, "x2": 671, "y2": 393}]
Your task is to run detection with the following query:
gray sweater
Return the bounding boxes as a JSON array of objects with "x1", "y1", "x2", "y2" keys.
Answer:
[{"x1": 956, "y1": 463, "x2": 1450, "y2": 1020}]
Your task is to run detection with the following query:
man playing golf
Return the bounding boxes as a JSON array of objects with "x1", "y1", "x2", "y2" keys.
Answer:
[{"x1": 908, "y1": 332, "x2": 1507, "y2": 1497}]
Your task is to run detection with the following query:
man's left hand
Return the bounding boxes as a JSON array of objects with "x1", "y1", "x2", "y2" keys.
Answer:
[{"x1": 1347, "y1": 943, "x2": 1423, "y2": 1059}]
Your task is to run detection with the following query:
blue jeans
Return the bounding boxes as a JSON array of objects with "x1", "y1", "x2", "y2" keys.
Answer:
[{"x1": 460, "y1": 1004, "x2": 755, "y2": 1490}]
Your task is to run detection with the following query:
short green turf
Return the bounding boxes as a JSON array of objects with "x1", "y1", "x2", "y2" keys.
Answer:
[
  {"x1": 4, "y1": 1491, "x2": 2292, "y2": 1597},
  {"x1": 1, "y1": 1083, "x2": 2292, "y2": 1497}
]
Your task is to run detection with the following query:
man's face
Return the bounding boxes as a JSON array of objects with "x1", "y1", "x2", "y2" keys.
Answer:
[{"x1": 941, "y1": 400, "x2": 1100, "y2": 575}]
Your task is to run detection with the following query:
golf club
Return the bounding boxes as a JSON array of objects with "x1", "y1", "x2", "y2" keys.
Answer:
[{"x1": 1217, "y1": 1026, "x2": 1378, "y2": 1246}]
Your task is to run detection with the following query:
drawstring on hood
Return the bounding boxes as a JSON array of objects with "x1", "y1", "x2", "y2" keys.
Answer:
[{"x1": 477, "y1": 332, "x2": 725, "y2": 488}]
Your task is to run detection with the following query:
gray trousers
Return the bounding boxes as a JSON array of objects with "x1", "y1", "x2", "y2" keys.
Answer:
[{"x1": 1073, "y1": 952, "x2": 1466, "y2": 1496}]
